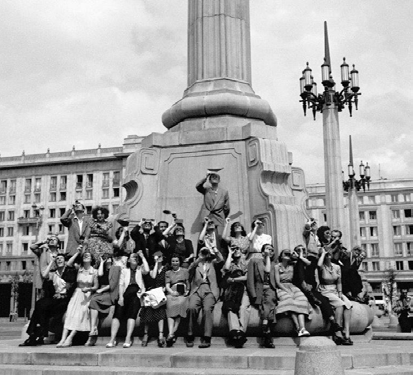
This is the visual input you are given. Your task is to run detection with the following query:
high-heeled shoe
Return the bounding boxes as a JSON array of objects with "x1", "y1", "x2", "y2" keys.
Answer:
[
  {"x1": 85, "y1": 335, "x2": 98, "y2": 347},
  {"x1": 166, "y1": 335, "x2": 175, "y2": 348},
  {"x1": 141, "y1": 333, "x2": 149, "y2": 347},
  {"x1": 105, "y1": 340, "x2": 117, "y2": 348},
  {"x1": 158, "y1": 337, "x2": 166, "y2": 348}
]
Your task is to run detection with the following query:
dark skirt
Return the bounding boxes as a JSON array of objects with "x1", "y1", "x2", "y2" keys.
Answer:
[
  {"x1": 139, "y1": 304, "x2": 167, "y2": 323},
  {"x1": 89, "y1": 290, "x2": 112, "y2": 314}
]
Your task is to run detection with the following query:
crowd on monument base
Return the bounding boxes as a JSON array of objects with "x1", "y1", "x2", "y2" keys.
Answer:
[{"x1": 19, "y1": 201, "x2": 370, "y2": 350}]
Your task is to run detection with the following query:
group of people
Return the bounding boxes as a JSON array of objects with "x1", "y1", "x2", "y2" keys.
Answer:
[{"x1": 19, "y1": 170, "x2": 367, "y2": 349}]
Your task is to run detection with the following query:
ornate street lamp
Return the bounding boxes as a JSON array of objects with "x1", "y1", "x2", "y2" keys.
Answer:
[
  {"x1": 30, "y1": 203, "x2": 44, "y2": 315},
  {"x1": 298, "y1": 21, "x2": 362, "y2": 232}
]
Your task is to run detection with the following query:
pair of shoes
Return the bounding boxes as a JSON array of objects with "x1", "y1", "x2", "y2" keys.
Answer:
[
  {"x1": 166, "y1": 335, "x2": 175, "y2": 348},
  {"x1": 298, "y1": 328, "x2": 310, "y2": 337},
  {"x1": 332, "y1": 335, "x2": 343, "y2": 345},
  {"x1": 158, "y1": 337, "x2": 166, "y2": 348},
  {"x1": 123, "y1": 341, "x2": 133, "y2": 348},
  {"x1": 60, "y1": 339, "x2": 72, "y2": 348},
  {"x1": 141, "y1": 333, "x2": 149, "y2": 347},
  {"x1": 186, "y1": 335, "x2": 194, "y2": 348},
  {"x1": 199, "y1": 341, "x2": 211, "y2": 348},
  {"x1": 105, "y1": 340, "x2": 117, "y2": 348},
  {"x1": 85, "y1": 335, "x2": 98, "y2": 347},
  {"x1": 341, "y1": 336, "x2": 353, "y2": 346},
  {"x1": 19, "y1": 337, "x2": 38, "y2": 347}
]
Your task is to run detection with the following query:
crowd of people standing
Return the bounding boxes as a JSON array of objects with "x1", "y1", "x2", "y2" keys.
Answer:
[{"x1": 20, "y1": 171, "x2": 368, "y2": 349}]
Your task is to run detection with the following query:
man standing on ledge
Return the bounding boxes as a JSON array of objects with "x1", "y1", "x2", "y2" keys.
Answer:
[{"x1": 196, "y1": 169, "x2": 230, "y2": 235}]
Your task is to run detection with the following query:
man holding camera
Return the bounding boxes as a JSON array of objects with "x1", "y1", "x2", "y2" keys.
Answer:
[
  {"x1": 61, "y1": 201, "x2": 90, "y2": 256},
  {"x1": 196, "y1": 169, "x2": 230, "y2": 235},
  {"x1": 186, "y1": 244, "x2": 224, "y2": 348},
  {"x1": 394, "y1": 289, "x2": 413, "y2": 332}
]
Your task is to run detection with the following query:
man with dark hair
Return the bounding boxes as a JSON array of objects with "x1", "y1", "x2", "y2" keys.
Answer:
[
  {"x1": 61, "y1": 201, "x2": 90, "y2": 256},
  {"x1": 394, "y1": 289, "x2": 413, "y2": 332}
]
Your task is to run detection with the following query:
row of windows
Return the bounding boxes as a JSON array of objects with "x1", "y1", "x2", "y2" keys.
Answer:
[
  {"x1": 0, "y1": 260, "x2": 35, "y2": 272},
  {"x1": 0, "y1": 241, "x2": 65, "y2": 256},
  {"x1": 0, "y1": 211, "x2": 15, "y2": 221},
  {"x1": 393, "y1": 225, "x2": 413, "y2": 236},
  {"x1": 0, "y1": 227, "x2": 14, "y2": 237}
]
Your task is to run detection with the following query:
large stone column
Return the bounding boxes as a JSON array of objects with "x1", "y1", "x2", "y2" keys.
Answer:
[
  {"x1": 162, "y1": 0, "x2": 276, "y2": 130},
  {"x1": 348, "y1": 188, "x2": 361, "y2": 248},
  {"x1": 119, "y1": 0, "x2": 308, "y2": 254},
  {"x1": 322, "y1": 93, "x2": 345, "y2": 231}
]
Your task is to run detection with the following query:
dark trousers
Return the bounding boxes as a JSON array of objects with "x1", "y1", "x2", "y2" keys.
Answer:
[
  {"x1": 188, "y1": 284, "x2": 216, "y2": 338},
  {"x1": 399, "y1": 313, "x2": 412, "y2": 333},
  {"x1": 27, "y1": 296, "x2": 69, "y2": 338}
]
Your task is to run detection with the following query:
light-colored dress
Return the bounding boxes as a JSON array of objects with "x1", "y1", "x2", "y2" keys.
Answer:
[
  {"x1": 247, "y1": 233, "x2": 272, "y2": 260},
  {"x1": 63, "y1": 267, "x2": 97, "y2": 331},
  {"x1": 318, "y1": 263, "x2": 352, "y2": 310},
  {"x1": 166, "y1": 268, "x2": 189, "y2": 318},
  {"x1": 276, "y1": 264, "x2": 311, "y2": 316}
]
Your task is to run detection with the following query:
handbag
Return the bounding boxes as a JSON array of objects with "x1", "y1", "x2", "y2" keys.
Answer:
[{"x1": 141, "y1": 287, "x2": 167, "y2": 309}]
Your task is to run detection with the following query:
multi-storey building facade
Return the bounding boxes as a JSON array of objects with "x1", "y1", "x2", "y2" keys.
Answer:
[
  {"x1": 0, "y1": 135, "x2": 142, "y2": 288},
  {"x1": 306, "y1": 178, "x2": 413, "y2": 298}
]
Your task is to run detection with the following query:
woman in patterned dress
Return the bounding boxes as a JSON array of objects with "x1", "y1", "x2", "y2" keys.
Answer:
[
  {"x1": 85, "y1": 206, "x2": 113, "y2": 267},
  {"x1": 165, "y1": 254, "x2": 189, "y2": 347},
  {"x1": 222, "y1": 218, "x2": 250, "y2": 256},
  {"x1": 274, "y1": 249, "x2": 311, "y2": 337},
  {"x1": 56, "y1": 250, "x2": 98, "y2": 347},
  {"x1": 140, "y1": 251, "x2": 168, "y2": 347},
  {"x1": 318, "y1": 247, "x2": 353, "y2": 345}
]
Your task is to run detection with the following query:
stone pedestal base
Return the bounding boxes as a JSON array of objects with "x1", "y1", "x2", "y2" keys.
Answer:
[{"x1": 118, "y1": 119, "x2": 307, "y2": 254}]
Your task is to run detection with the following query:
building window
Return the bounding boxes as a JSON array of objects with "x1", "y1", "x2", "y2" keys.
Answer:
[
  {"x1": 113, "y1": 188, "x2": 120, "y2": 198},
  {"x1": 0, "y1": 211, "x2": 4, "y2": 221},
  {"x1": 0, "y1": 243, "x2": 2, "y2": 255},
  {"x1": 0, "y1": 180, "x2": 7, "y2": 194},
  {"x1": 48, "y1": 224, "x2": 54, "y2": 233},
  {"x1": 9, "y1": 180, "x2": 16, "y2": 194},
  {"x1": 369, "y1": 211, "x2": 377, "y2": 220},
  {"x1": 391, "y1": 194, "x2": 398, "y2": 203},
  {"x1": 86, "y1": 174, "x2": 93, "y2": 189},
  {"x1": 6, "y1": 261, "x2": 11, "y2": 271},
  {"x1": 76, "y1": 175, "x2": 83, "y2": 190},
  {"x1": 392, "y1": 210, "x2": 400, "y2": 220},
  {"x1": 34, "y1": 193, "x2": 40, "y2": 203},
  {"x1": 86, "y1": 190, "x2": 93, "y2": 200},
  {"x1": 50, "y1": 192, "x2": 57, "y2": 202},
  {"x1": 22, "y1": 243, "x2": 29, "y2": 253},
  {"x1": 394, "y1": 243, "x2": 403, "y2": 256},
  {"x1": 323, "y1": 213, "x2": 327, "y2": 223},
  {"x1": 407, "y1": 242, "x2": 413, "y2": 256},
  {"x1": 405, "y1": 194, "x2": 411, "y2": 202},
  {"x1": 369, "y1": 226, "x2": 378, "y2": 237},
  {"x1": 7, "y1": 211, "x2": 14, "y2": 221},
  {"x1": 372, "y1": 261, "x2": 380, "y2": 271},
  {"x1": 25, "y1": 179, "x2": 32, "y2": 193},
  {"x1": 112, "y1": 204, "x2": 119, "y2": 213},
  {"x1": 60, "y1": 176, "x2": 67, "y2": 190},
  {"x1": 60, "y1": 241, "x2": 65, "y2": 251},
  {"x1": 59, "y1": 208, "x2": 66, "y2": 217},
  {"x1": 86, "y1": 206, "x2": 92, "y2": 215},
  {"x1": 6, "y1": 243, "x2": 12, "y2": 254},
  {"x1": 9, "y1": 196, "x2": 15, "y2": 205},
  {"x1": 405, "y1": 209, "x2": 412, "y2": 219},
  {"x1": 49, "y1": 209, "x2": 56, "y2": 218},
  {"x1": 50, "y1": 176, "x2": 57, "y2": 190},
  {"x1": 0, "y1": 196, "x2": 5, "y2": 205},
  {"x1": 406, "y1": 225, "x2": 413, "y2": 235},
  {"x1": 7, "y1": 227, "x2": 14, "y2": 237},
  {"x1": 368, "y1": 196, "x2": 375, "y2": 204},
  {"x1": 0, "y1": 228, "x2": 4, "y2": 237},
  {"x1": 76, "y1": 191, "x2": 83, "y2": 200},
  {"x1": 24, "y1": 194, "x2": 31, "y2": 204},
  {"x1": 393, "y1": 226, "x2": 402, "y2": 236},
  {"x1": 102, "y1": 189, "x2": 109, "y2": 199},
  {"x1": 113, "y1": 171, "x2": 120, "y2": 186},
  {"x1": 60, "y1": 192, "x2": 67, "y2": 201},
  {"x1": 362, "y1": 262, "x2": 368, "y2": 272},
  {"x1": 371, "y1": 243, "x2": 379, "y2": 257},
  {"x1": 34, "y1": 177, "x2": 41, "y2": 192},
  {"x1": 396, "y1": 261, "x2": 404, "y2": 271},
  {"x1": 360, "y1": 227, "x2": 366, "y2": 238},
  {"x1": 102, "y1": 173, "x2": 110, "y2": 187},
  {"x1": 23, "y1": 226, "x2": 30, "y2": 236},
  {"x1": 357, "y1": 196, "x2": 363, "y2": 205},
  {"x1": 359, "y1": 211, "x2": 365, "y2": 221},
  {"x1": 21, "y1": 261, "x2": 26, "y2": 270},
  {"x1": 409, "y1": 261, "x2": 413, "y2": 271},
  {"x1": 24, "y1": 210, "x2": 30, "y2": 218},
  {"x1": 58, "y1": 224, "x2": 64, "y2": 234}
]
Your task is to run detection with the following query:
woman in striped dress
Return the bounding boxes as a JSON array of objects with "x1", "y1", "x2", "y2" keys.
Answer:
[{"x1": 274, "y1": 249, "x2": 311, "y2": 337}]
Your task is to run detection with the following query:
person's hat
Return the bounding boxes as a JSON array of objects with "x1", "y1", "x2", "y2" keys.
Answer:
[
  {"x1": 153, "y1": 251, "x2": 163, "y2": 258},
  {"x1": 207, "y1": 168, "x2": 223, "y2": 175}
]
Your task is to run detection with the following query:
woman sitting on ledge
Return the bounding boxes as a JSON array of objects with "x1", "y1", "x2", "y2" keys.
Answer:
[{"x1": 274, "y1": 249, "x2": 311, "y2": 337}]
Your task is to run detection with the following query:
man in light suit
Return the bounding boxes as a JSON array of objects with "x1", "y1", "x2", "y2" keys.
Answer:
[
  {"x1": 196, "y1": 169, "x2": 230, "y2": 236},
  {"x1": 186, "y1": 246, "x2": 223, "y2": 348},
  {"x1": 60, "y1": 201, "x2": 90, "y2": 256}
]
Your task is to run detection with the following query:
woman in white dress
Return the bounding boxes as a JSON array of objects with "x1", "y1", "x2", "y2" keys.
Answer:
[{"x1": 56, "y1": 250, "x2": 98, "y2": 347}]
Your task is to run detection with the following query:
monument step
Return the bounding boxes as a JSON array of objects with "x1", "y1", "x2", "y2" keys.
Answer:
[{"x1": 346, "y1": 365, "x2": 413, "y2": 375}]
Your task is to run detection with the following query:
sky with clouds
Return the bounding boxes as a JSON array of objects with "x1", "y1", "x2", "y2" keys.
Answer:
[{"x1": 0, "y1": 0, "x2": 412, "y2": 184}]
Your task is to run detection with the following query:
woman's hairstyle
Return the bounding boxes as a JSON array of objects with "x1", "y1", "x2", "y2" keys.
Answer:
[
  {"x1": 126, "y1": 252, "x2": 142, "y2": 268},
  {"x1": 278, "y1": 248, "x2": 292, "y2": 263},
  {"x1": 170, "y1": 253, "x2": 183, "y2": 265},
  {"x1": 80, "y1": 251, "x2": 96, "y2": 267},
  {"x1": 92, "y1": 206, "x2": 109, "y2": 220},
  {"x1": 260, "y1": 243, "x2": 274, "y2": 253},
  {"x1": 230, "y1": 222, "x2": 247, "y2": 237},
  {"x1": 317, "y1": 225, "x2": 331, "y2": 244},
  {"x1": 174, "y1": 225, "x2": 185, "y2": 235}
]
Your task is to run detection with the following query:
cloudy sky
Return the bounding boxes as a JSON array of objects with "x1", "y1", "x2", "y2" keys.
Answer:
[{"x1": 0, "y1": 1, "x2": 412, "y2": 184}]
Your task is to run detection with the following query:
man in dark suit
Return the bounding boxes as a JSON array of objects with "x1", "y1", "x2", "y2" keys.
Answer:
[
  {"x1": 246, "y1": 244, "x2": 277, "y2": 348},
  {"x1": 196, "y1": 169, "x2": 230, "y2": 235},
  {"x1": 60, "y1": 201, "x2": 90, "y2": 256}
]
